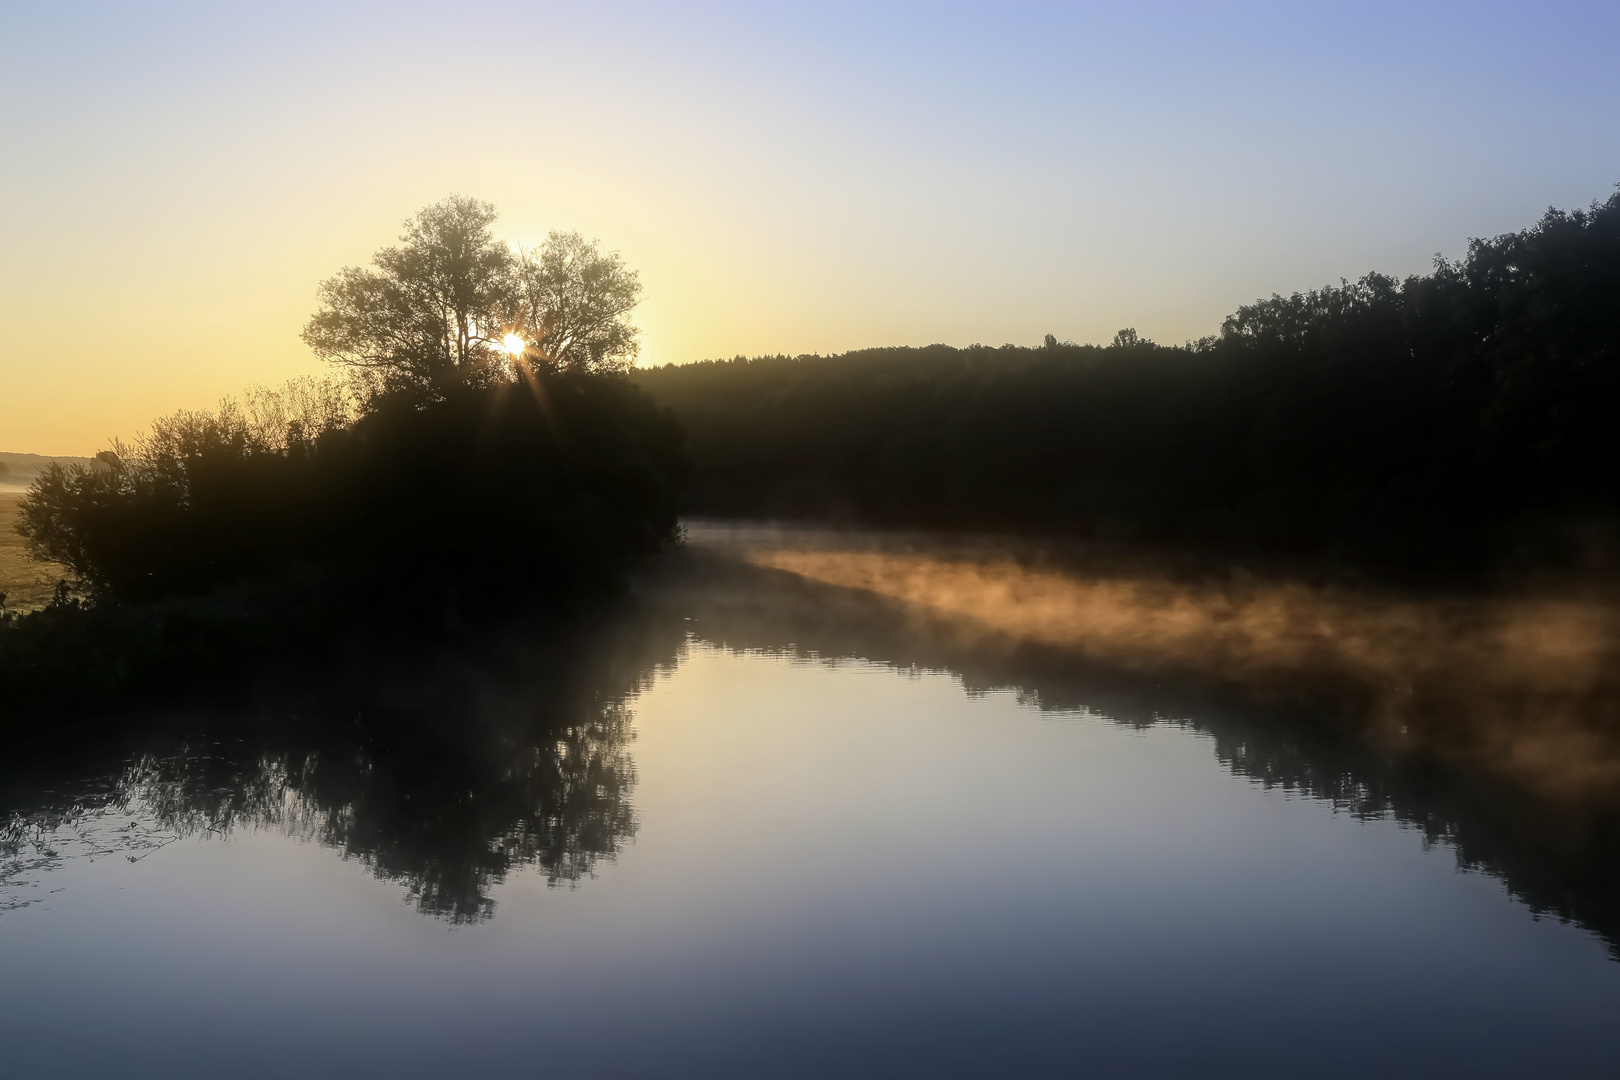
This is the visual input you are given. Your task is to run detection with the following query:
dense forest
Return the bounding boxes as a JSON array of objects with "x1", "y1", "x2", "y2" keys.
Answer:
[{"x1": 636, "y1": 190, "x2": 1620, "y2": 580}]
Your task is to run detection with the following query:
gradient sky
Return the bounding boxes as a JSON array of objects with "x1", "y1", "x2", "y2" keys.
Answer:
[{"x1": 4, "y1": 1, "x2": 1619, "y2": 453}]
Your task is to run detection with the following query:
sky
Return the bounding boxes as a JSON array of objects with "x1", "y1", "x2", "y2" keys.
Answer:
[{"x1": 3, "y1": 1, "x2": 1619, "y2": 454}]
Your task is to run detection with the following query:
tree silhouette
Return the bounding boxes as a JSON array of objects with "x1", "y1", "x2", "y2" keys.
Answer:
[
  {"x1": 303, "y1": 197, "x2": 643, "y2": 395},
  {"x1": 635, "y1": 188, "x2": 1620, "y2": 579},
  {"x1": 512, "y1": 230, "x2": 642, "y2": 373},
  {"x1": 303, "y1": 195, "x2": 515, "y2": 394}
]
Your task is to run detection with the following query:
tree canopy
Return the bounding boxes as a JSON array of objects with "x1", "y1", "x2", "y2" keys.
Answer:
[{"x1": 303, "y1": 196, "x2": 642, "y2": 394}]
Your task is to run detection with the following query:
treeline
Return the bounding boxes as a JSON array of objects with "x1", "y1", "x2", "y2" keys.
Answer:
[
  {"x1": 636, "y1": 190, "x2": 1620, "y2": 579},
  {"x1": 0, "y1": 371, "x2": 685, "y2": 718},
  {"x1": 18, "y1": 374, "x2": 683, "y2": 610}
]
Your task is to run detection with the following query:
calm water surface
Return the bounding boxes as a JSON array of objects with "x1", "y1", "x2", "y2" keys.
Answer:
[{"x1": 2, "y1": 553, "x2": 1618, "y2": 1077}]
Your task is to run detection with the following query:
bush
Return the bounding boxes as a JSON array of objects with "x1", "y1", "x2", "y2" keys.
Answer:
[{"x1": 14, "y1": 371, "x2": 686, "y2": 613}]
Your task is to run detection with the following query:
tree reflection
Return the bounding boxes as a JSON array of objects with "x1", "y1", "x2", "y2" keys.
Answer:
[
  {"x1": 0, "y1": 612, "x2": 684, "y2": 922},
  {"x1": 654, "y1": 549, "x2": 1620, "y2": 960},
  {"x1": 7, "y1": 550, "x2": 1620, "y2": 950},
  {"x1": 122, "y1": 705, "x2": 637, "y2": 922}
]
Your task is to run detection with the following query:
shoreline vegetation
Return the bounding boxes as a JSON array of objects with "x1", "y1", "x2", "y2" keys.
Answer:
[
  {"x1": 635, "y1": 190, "x2": 1620, "y2": 586},
  {"x1": 0, "y1": 197, "x2": 684, "y2": 726},
  {"x1": 0, "y1": 373, "x2": 685, "y2": 725},
  {"x1": 4, "y1": 189, "x2": 1620, "y2": 814}
]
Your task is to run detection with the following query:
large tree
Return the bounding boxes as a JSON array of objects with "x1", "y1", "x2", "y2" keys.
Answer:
[
  {"x1": 303, "y1": 196, "x2": 514, "y2": 393},
  {"x1": 511, "y1": 231, "x2": 642, "y2": 372},
  {"x1": 303, "y1": 197, "x2": 642, "y2": 394}
]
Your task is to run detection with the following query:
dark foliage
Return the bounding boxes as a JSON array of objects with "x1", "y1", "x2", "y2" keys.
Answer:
[
  {"x1": 636, "y1": 191, "x2": 1620, "y2": 579},
  {"x1": 1, "y1": 371, "x2": 686, "y2": 718},
  {"x1": 0, "y1": 598, "x2": 682, "y2": 921},
  {"x1": 16, "y1": 371, "x2": 685, "y2": 610}
]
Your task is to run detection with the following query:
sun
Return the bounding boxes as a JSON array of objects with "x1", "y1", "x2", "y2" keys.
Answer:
[{"x1": 501, "y1": 333, "x2": 525, "y2": 356}]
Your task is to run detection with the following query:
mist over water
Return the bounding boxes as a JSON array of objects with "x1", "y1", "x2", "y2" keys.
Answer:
[
  {"x1": 689, "y1": 521, "x2": 1620, "y2": 798},
  {"x1": 4, "y1": 542, "x2": 1620, "y2": 1076}
]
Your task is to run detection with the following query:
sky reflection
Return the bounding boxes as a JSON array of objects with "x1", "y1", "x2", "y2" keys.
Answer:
[{"x1": 2, "y1": 553, "x2": 1620, "y2": 1076}]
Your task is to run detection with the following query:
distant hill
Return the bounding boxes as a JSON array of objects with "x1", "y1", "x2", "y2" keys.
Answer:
[
  {"x1": 635, "y1": 190, "x2": 1620, "y2": 581},
  {"x1": 0, "y1": 451, "x2": 94, "y2": 490}
]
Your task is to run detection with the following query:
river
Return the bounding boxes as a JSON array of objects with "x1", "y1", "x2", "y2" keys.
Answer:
[{"x1": 2, "y1": 531, "x2": 1618, "y2": 1077}]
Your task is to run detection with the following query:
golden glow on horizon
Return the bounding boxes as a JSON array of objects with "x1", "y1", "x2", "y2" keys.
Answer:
[{"x1": 4, "y1": 5, "x2": 1608, "y2": 456}]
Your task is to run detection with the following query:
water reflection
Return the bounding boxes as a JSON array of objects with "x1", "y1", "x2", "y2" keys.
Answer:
[
  {"x1": 655, "y1": 545, "x2": 1620, "y2": 961},
  {"x1": 118, "y1": 705, "x2": 639, "y2": 921},
  {"x1": 0, "y1": 782, "x2": 180, "y2": 912},
  {"x1": 4, "y1": 542, "x2": 1620, "y2": 958},
  {"x1": 2, "y1": 615, "x2": 684, "y2": 922},
  {"x1": 690, "y1": 522, "x2": 1620, "y2": 796}
]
